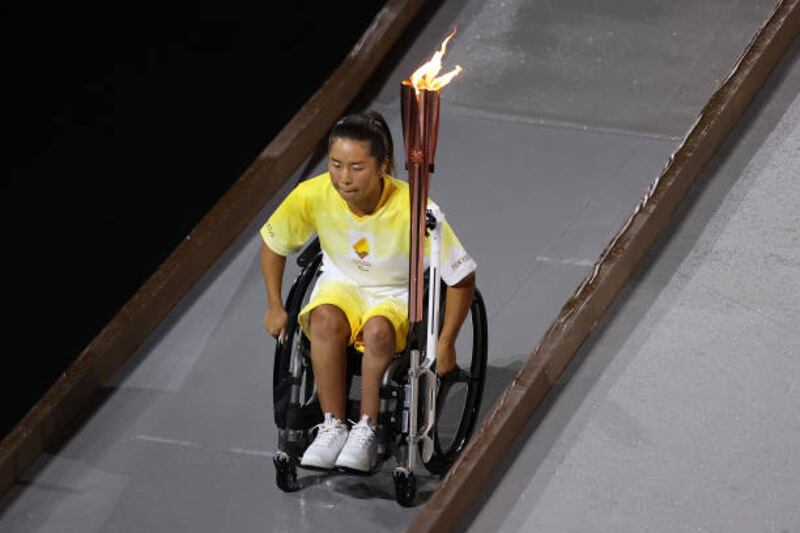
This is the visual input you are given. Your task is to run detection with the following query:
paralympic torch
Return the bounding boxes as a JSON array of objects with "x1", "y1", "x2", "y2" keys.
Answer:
[
  {"x1": 397, "y1": 30, "x2": 462, "y2": 475},
  {"x1": 402, "y1": 29, "x2": 463, "y2": 331}
]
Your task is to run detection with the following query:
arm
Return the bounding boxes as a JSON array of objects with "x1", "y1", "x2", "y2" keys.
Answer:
[
  {"x1": 260, "y1": 241, "x2": 289, "y2": 342},
  {"x1": 437, "y1": 271, "x2": 476, "y2": 375}
]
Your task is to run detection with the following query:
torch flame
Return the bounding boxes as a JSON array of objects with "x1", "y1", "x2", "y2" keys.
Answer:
[{"x1": 405, "y1": 28, "x2": 463, "y2": 93}]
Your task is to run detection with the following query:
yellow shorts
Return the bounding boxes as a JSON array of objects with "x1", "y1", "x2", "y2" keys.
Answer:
[{"x1": 297, "y1": 280, "x2": 409, "y2": 353}]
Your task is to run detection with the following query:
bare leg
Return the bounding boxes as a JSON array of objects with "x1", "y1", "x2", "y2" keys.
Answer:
[
  {"x1": 309, "y1": 305, "x2": 350, "y2": 421},
  {"x1": 359, "y1": 317, "x2": 396, "y2": 422}
]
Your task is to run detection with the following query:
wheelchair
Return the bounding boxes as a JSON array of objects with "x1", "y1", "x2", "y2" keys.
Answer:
[{"x1": 272, "y1": 230, "x2": 488, "y2": 506}]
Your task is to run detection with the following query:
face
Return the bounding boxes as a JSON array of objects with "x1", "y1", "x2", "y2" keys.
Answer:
[{"x1": 328, "y1": 137, "x2": 385, "y2": 210}]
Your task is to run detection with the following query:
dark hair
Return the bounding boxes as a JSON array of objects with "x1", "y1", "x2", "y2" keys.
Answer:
[{"x1": 328, "y1": 110, "x2": 395, "y2": 176}]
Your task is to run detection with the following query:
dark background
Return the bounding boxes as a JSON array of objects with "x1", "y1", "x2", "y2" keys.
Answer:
[{"x1": 3, "y1": 1, "x2": 386, "y2": 438}]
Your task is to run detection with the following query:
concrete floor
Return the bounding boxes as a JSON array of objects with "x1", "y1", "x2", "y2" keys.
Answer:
[
  {"x1": 465, "y1": 39, "x2": 800, "y2": 533},
  {"x1": 0, "y1": 0, "x2": 784, "y2": 532},
  {"x1": 441, "y1": 0, "x2": 777, "y2": 138}
]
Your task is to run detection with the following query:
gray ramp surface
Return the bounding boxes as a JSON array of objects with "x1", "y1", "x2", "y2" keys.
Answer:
[
  {"x1": 466, "y1": 40, "x2": 800, "y2": 533},
  {"x1": 0, "y1": 0, "x2": 779, "y2": 531}
]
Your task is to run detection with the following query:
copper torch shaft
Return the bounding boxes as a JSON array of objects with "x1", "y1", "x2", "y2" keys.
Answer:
[{"x1": 401, "y1": 84, "x2": 441, "y2": 326}]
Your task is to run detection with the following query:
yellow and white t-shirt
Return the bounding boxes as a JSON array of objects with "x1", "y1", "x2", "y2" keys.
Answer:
[{"x1": 260, "y1": 173, "x2": 477, "y2": 294}]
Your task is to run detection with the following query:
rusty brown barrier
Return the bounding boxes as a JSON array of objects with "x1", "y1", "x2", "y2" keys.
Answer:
[
  {"x1": 0, "y1": 0, "x2": 428, "y2": 496},
  {"x1": 410, "y1": 1, "x2": 800, "y2": 531}
]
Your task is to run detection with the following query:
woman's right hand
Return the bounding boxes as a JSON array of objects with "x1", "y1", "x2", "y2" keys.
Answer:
[{"x1": 264, "y1": 306, "x2": 289, "y2": 344}]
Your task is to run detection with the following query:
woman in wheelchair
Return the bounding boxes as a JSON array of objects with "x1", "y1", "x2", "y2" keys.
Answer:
[{"x1": 260, "y1": 111, "x2": 478, "y2": 476}]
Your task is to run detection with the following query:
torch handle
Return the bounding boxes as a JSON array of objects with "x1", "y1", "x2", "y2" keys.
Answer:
[{"x1": 407, "y1": 162, "x2": 428, "y2": 325}]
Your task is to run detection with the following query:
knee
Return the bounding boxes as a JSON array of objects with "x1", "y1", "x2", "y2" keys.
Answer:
[
  {"x1": 362, "y1": 317, "x2": 396, "y2": 355},
  {"x1": 310, "y1": 305, "x2": 350, "y2": 343}
]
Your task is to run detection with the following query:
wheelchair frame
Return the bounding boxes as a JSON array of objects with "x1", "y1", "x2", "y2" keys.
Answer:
[{"x1": 272, "y1": 207, "x2": 487, "y2": 506}]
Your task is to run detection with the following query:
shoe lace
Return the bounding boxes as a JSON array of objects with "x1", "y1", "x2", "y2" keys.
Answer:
[
  {"x1": 311, "y1": 417, "x2": 345, "y2": 445},
  {"x1": 347, "y1": 418, "x2": 375, "y2": 448}
]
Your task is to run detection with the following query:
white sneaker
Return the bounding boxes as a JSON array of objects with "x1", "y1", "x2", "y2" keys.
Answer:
[
  {"x1": 300, "y1": 413, "x2": 348, "y2": 469},
  {"x1": 335, "y1": 414, "x2": 378, "y2": 473}
]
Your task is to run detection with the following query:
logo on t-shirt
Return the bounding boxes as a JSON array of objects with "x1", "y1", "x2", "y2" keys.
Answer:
[
  {"x1": 351, "y1": 237, "x2": 373, "y2": 272},
  {"x1": 353, "y1": 237, "x2": 370, "y2": 259}
]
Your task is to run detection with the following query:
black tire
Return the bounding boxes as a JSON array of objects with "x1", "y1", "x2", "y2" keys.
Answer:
[
  {"x1": 273, "y1": 250, "x2": 323, "y2": 430},
  {"x1": 423, "y1": 287, "x2": 488, "y2": 476},
  {"x1": 393, "y1": 469, "x2": 417, "y2": 507},
  {"x1": 274, "y1": 453, "x2": 299, "y2": 493}
]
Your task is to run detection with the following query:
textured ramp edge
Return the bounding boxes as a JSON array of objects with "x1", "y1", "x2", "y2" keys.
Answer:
[
  {"x1": 410, "y1": 1, "x2": 800, "y2": 531},
  {"x1": 0, "y1": 0, "x2": 427, "y2": 497}
]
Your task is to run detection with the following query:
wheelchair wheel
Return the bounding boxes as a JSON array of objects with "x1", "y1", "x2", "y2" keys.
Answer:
[
  {"x1": 423, "y1": 287, "x2": 488, "y2": 476},
  {"x1": 273, "y1": 244, "x2": 323, "y2": 457},
  {"x1": 274, "y1": 451, "x2": 299, "y2": 492},
  {"x1": 393, "y1": 468, "x2": 417, "y2": 507}
]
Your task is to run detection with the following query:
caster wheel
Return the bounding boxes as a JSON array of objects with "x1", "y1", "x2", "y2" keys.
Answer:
[
  {"x1": 274, "y1": 452, "x2": 299, "y2": 492},
  {"x1": 393, "y1": 468, "x2": 417, "y2": 507}
]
